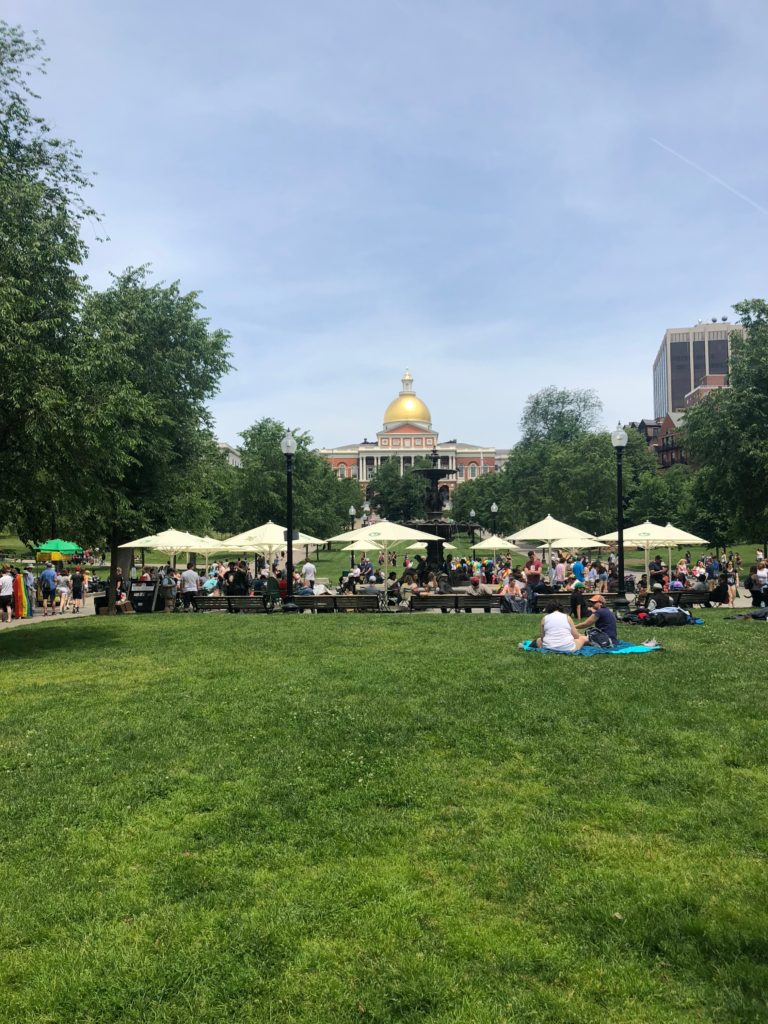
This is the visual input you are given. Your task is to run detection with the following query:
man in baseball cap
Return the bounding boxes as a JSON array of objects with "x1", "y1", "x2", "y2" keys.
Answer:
[{"x1": 575, "y1": 592, "x2": 618, "y2": 647}]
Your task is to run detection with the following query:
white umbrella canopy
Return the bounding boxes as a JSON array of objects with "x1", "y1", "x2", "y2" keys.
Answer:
[
  {"x1": 598, "y1": 521, "x2": 670, "y2": 584},
  {"x1": 658, "y1": 523, "x2": 708, "y2": 545},
  {"x1": 546, "y1": 535, "x2": 608, "y2": 550},
  {"x1": 598, "y1": 521, "x2": 668, "y2": 545},
  {"x1": 342, "y1": 540, "x2": 383, "y2": 552},
  {"x1": 222, "y1": 521, "x2": 289, "y2": 549},
  {"x1": 473, "y1": 535, "x2": 527, "y2": 554},
  {"x1": 512, "y1": 515, "x2": 595, "y2": 544},
  {"x1": 119, "y1": 529, "x2": 207, "y2": 552},
  {"x1": 406, "y1": 541, "x2": 457, "y2": 551},
  {"x1": 326, "y1": 521, "x2": 443, "y2": 544}
]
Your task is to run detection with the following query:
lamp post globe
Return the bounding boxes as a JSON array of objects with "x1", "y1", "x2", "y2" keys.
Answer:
[
  {"x1": 610, "y1": 423, "x2": 629, "y2": 609},
  {"x1": 469, "y1": 508, "x2": 476, "y2": 546},
  {"x1": 490, "y1": 502, "x2": 498, "y2": 535},
  {"x1": 362, "y1": 500, "x2": 371, "y2": 526},
  {"x1": 280, "y1": 430, "x2": 298, "y2": 611}
]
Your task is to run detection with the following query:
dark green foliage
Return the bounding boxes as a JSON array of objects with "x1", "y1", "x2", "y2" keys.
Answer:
[
  {"x1": 0, "y1": 613, "x2": 766, "y2": 1022},
  {"x1": 684, "y1": 300, "x2": 768, "y2": 542},
  {"x1": 366, "y1": 457, "x2": 431, "y2": 521},
  {"x1": 0, "y1": 22, "x2": 94, "y2": 516}
]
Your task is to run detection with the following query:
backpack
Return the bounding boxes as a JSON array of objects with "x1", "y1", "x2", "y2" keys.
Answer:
[{"x1": 647, "y1": 608, "x2": 692, "y2": 627}]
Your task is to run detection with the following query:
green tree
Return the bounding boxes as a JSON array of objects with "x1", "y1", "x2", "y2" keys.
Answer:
[
  {"x1": 232, "y1": 418, "x2": 359, "y2": 540},
  {"x1": 70, "y1": 268, "x2": 231, "y2": 607},
  {"x1": 366, "y1": 458, "x2": 431, "y2": 521},
  {"x1": 684, "y1": 299, "x2": 768, "y2": 543},
  {"x1": 520, "y1": 386, "x2": 603, "y2": 444},
  {"x1": 0, "y1": 22, "x2": 95, "y2": 515}
]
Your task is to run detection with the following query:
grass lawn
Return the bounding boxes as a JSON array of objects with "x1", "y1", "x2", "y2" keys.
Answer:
[{"x1": 1, "y1": 612, "x2": 766, "y2": 1023}]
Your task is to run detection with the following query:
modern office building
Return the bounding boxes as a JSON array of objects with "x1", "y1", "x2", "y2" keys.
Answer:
[
  {"x1": 320, "y1": 370, "x2": 503, "y2": 505},
  {"x1": 652, "y1": 320, "x2": 742, "y2": 418}
]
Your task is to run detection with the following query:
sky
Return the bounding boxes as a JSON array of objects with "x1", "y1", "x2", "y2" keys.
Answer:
[{"x1": 7, "y1": 0, "x2": 768, "y2": 448}]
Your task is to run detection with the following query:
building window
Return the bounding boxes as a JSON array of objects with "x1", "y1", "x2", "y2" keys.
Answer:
[
  {"x1": 404, "y1": 438, "x2": 411, "y2": 447},
  {"x1": 338, "y1": 465, "x2": 346, "y2": 479},
  {"x1": 482, "y1": 464, "x2": 490, "y2": 474},
  {"x1": 469, "y1": 463, "x2": 477, "y2": 479},
  {"x1": 458, "y1": 466, "x2": 465, "y2": 479},
  {"x1": 392, "y1": 437, "x2": 401, "y2": 447},
  {"x1": 440, "y1": 456, "x2": 449, "y2": 467},
  {"x1": 414, "y1": 437, "x2": 423, "y2": 446},
  {"x1": 380, "y1": 437, "x2": 389, "y2": 447}
]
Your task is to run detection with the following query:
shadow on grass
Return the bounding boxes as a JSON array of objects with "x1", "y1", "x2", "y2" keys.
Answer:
[{"x1": 0, "y1": 618, "x2": 125, "y2": 662}]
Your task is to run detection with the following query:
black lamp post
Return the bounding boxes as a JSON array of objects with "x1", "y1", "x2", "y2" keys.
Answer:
[
  {"x1": 469, "y1": 508, "x2": 476, "y2": 546},
  {"x1": 363, "y1": 500, "x2": 371, "y2": 526},
  {"x1": 491, "y1": 502, "x2": 498, "y2": 536},
  {"x1": 611, "y1": 423, "x2": 629, "y2": 608},
  {"x1": 348, "y1": 505, "x2": 356, "y2": 568},
  {"x1": 280, "y1": 430, "x2": 298, "y2": 612}
]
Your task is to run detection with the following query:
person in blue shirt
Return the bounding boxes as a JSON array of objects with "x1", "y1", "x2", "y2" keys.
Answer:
[
  {"x1": 39, "y1": 562, "x2": 58, "y2": 616},
  {"x1": 575, "y1": 593, "x2": 618, "y2": 646},
  {"x1": 571, "y1": 557, "x2": 585, "y2": 583}
]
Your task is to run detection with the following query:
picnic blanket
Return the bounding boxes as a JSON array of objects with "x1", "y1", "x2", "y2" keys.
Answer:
[{"x1": 519, "y1": 639, "x2": 661, "y2": 656}]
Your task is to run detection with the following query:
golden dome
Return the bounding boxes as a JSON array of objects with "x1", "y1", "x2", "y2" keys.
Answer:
[{"x1": 383, "y1": 370, "x2": 432, "y2": 427}]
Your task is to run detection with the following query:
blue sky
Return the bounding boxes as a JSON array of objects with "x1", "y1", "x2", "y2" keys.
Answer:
[{"x1": 9, "y1": 0, "x2": 768, "y2": 448}]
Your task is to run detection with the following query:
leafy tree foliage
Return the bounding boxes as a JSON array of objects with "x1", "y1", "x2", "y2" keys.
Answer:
[
  {"x1": 366, "y1": 458, "x2": 431, "y2": 521},
  {"x1": 0, "y1": 22, "x2": 95, "y2": 514},
  {"x1": 227, "y1": 418, "x2": 360, "y2": 540},
  {"x1": 451, "y1": 390, "x2": 657, "y2": 537},
  {"x1": 684, "y1": 299, "x2": 768, "y2": 542},
  {"x1": 520, "y1": 386, "x2": 603, "y2": 444}
]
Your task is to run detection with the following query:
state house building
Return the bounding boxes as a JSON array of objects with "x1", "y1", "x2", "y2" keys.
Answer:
[{"x1": 320, "y1": 370, "x2": 505, "y2": 505}]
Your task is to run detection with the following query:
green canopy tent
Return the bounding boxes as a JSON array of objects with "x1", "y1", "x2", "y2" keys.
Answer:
[{"x1": 37, "y1": 539, "x2": 83, "y2": 561}]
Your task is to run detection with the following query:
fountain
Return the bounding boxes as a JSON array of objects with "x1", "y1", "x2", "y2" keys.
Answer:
[{"x1": 405, "y1": 447, "x2": 458, "y2": 574}]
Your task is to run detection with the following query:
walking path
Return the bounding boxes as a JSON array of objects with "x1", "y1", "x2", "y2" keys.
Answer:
[{"x1": 1, "y1": 600, "x2": 96, "y2": 631}]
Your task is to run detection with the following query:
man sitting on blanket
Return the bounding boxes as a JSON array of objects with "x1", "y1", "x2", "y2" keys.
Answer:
[{"x1": 575, "y1": 593, "x2": 618, "y2": 648}]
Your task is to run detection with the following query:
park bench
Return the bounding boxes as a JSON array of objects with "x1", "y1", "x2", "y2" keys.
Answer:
[
  {"x1": 226, "y1": 595, "x2": 273, "y2": 613},
  {"x1": 194, "y1": 595, "x2": 229, "y2": 613},
  {"x1": 457, "y1": 594, "x2": 500, "y2": 613},
  {"x1": 410, "y1": 593, "x2": 458, "y2": 613},
  {"x1": 334, "y1": 594, "x2": 380, "y2": 612},
  {"x1": 673, "y1": 586, "x2": 728, "y2": 609},
  {"x1": 294, "y1": 594, "x2": 336, "y2": 613}
]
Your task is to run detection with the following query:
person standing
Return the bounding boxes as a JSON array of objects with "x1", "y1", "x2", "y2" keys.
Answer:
[
  {"x1": 180, "y1": 562, "x2": 200, "y2": 611},
  {"x1": 302, "y1": 558, "x2": 316, "y2": 585},
  {"x1": 23, "y1": 567, "x2": 36, "y2": 616},
  {"x1": 39, "y1": 561, "x2": 57, "y2": 616},
  {"x1": 70, "y1": 566, "x2": 85, "y2": 613},
  {"x1": 56, "y1": 567, "x2": 71, "y2": 614},
  {"x1": 0, "y1": 567, "x2": 14, "y2": 623}
]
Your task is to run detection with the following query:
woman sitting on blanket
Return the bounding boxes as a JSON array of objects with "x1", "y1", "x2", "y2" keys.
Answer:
[{"x1": 535, "y1": 602, "x2": 590, "y2": 653}]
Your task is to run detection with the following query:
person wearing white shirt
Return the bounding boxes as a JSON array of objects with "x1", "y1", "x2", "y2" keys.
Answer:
[
  {"x1": 302, "y1": 560, "x2": 316, "y2": 583},
  {"x1": 0, "y1": 568, "x2": 14, "y2": 623}
]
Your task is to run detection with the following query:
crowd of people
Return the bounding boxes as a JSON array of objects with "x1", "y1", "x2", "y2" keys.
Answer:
[{"x1": 0, "y1": 562, "x2": 93, "y2": 622}]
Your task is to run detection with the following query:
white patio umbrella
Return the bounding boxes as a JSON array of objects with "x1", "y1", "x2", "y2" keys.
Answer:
[
  {"x1": 222, "y1": 522, "x2": 324, "y2": 569},
  {"x1": 598, "y1": 520, "x2": 670, "y2": 585},
  {"x1": 546, "y1": 535, "x2": 608, "y2": 551},
  {"x1": 656, "y1": 523, "x2": 708, "y2": 572},
  {"x1": 326, "y1": 520, "x2": 443, "y2": 544},
  {"x1": 511, "y1": 514, "x2": 595, "y2": 565},
  {"x1": 406, "y1": 541, "x2": 457, "y2": 551},
  {"x1": 341, "y1": 540, "x2": 383, "y2": 552},
  {"x1": 473, "y1": 535, "x2": 527, "y2": 558},
  {"x1": 119, "y1": 529, "x2": 210, "y2": 564}
]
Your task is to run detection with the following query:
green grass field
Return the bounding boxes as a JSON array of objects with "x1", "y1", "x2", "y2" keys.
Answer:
[{"x1": 1, "y1": 613, "x2": 766, "y2": 1022}]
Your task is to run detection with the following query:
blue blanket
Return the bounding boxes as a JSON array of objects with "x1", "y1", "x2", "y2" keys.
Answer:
[{"x1": 520, "y1": 639, "x2": 661, "y2": 656}]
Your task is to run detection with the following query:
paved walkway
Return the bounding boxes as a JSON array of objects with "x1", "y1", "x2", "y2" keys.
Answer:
[{"x1": 1, "y1": 599, "x2": 96, "y2": 631}]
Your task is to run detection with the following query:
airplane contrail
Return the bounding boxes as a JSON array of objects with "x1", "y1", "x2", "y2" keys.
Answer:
[{"x1": 651, "y1": 136, "x2": 768, "y2": 218}]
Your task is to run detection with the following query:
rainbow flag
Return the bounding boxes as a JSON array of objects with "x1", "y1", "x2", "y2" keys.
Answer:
[{"x1": 13, "y1": 574, "x2": 29, "y2": 620}]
